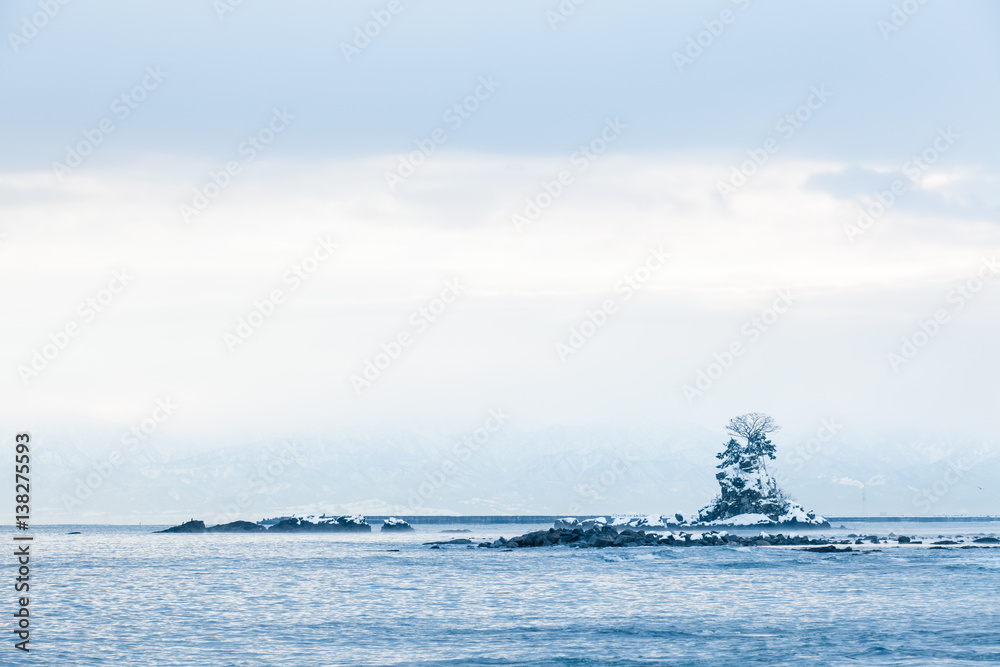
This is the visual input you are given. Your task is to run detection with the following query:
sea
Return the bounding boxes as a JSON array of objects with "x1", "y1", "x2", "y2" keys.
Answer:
[{"x1": 7, "y1": 520, "x2": 1000, "y2": 666}]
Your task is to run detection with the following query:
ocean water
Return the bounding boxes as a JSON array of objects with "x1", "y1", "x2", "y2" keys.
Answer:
[{"x1": 10, "y1": 521, "x2": 1000, "y2": 666}]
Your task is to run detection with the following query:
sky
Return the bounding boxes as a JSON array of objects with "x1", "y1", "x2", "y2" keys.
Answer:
[{"x1": 1, "y1": 0, "x2": 998, "y2": 520}]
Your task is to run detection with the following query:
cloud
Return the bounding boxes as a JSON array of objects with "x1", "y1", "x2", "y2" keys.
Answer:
[
  {"x1": 1, "y1": 154, "x2": 998, "y2": 447},
  {"x1": 808, "y1": 165, "x2": 1000, "y2": 224}
]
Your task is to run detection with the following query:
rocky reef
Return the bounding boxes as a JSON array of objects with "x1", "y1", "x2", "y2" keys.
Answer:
[
  {"x1": 477, "y1": 526, "x2": 1000, "y2": 550},
  {"x1": 478, "y1": 525, "x2": 927, "y2": 550},
  {"x1": 478, "y1": 525, "x2": 852, "y2": 549},
  {"x1": 156, "y1": 514, "x2": 371, "y2": 533}
]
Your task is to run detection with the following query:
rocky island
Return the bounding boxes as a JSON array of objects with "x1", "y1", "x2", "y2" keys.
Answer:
[
  {"x1": 486, "y1": 413, "x2": 836, "y2": 549},
  {"x1": 694, "y1": 413, "x2": 828, "y2": 527}
]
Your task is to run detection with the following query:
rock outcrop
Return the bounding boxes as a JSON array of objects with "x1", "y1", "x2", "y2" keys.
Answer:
[
  {"x1": 381, "y1": 517, "x2": 414, "y2": 532},
  {"x1": 207, "y1": 521, "x2": 266, "y2": 533},
  {"x1": 696, "y1": 414, "x2": 828, "y2": 527},
  {"x1": 553, "y1": 416, "x2": 828, "y2": 531},
  {"x1": 156, "y1": 520, "x2": 206, "y2": 533},
  {"x1": 268, "y1": 515, "x2": 371, "y2": 532}
]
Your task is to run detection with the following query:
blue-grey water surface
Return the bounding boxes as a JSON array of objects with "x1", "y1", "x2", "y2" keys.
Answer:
[{"x1": 9, "y1": 521, "x2": 1000, "y2": 666}]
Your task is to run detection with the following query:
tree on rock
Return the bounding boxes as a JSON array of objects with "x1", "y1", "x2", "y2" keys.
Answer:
[
  {"x1": 699, "y1": 413, "x2": 791, "y2": 522},
  {"x1": 725, "y1": 413, "x2": 779, "y2": 461}
]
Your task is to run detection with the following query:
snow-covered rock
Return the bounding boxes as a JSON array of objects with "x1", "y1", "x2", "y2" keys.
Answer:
[
  {"x1": 564, "y1": 508, "x2": 826, "y2": 530},
  {"x1": 381, "y1": 517, "x2": 415, "y2": 532},
  {"x1": 268, "y1": 514, "x2": 372, "y2": 532},
  {"x1": 696, "y1": 419, "x2": 829, "y2": 527},
  {"x1": 710, "y1": 513, "x2": 773, "y2": 526}
]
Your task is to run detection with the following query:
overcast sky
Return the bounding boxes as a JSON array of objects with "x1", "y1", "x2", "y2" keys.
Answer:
[{"x1": 1, "y1": 1, "x2": 998, "y2": 506}]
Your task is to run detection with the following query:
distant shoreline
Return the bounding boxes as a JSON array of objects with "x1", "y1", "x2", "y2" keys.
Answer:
[{"x1": 8, "y1": 515, "x2": 1000, "y2": 527}]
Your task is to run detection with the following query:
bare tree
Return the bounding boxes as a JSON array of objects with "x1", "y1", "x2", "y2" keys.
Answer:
[
  {"x1": 725, "y1": 413, "x2": 780, "y2": 445},
  {"x1": 726, "y1": 412, "x2": 780, "y2": 463}
]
